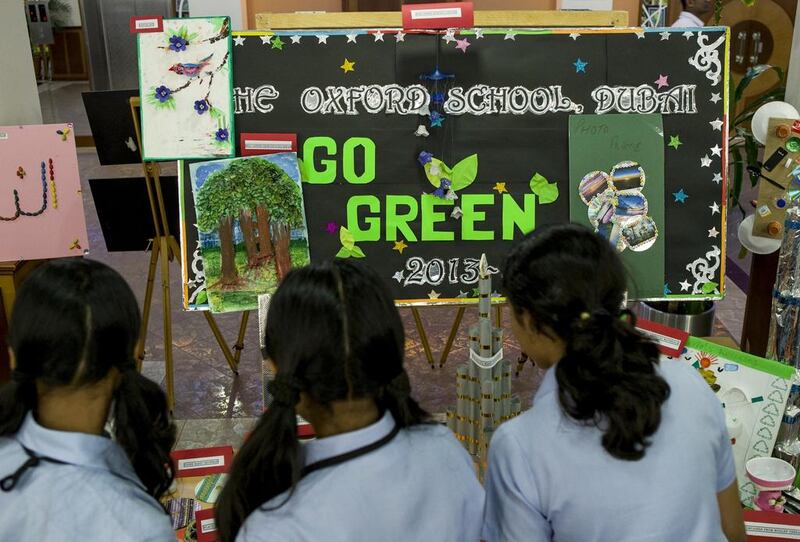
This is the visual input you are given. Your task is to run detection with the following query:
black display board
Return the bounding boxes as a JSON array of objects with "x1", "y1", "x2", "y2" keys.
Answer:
[
  {"x1": 187, "y1": 28, "x2": 729, "y2": 303},
  {"x1": 82, "y1": 90, "x2": 141, "y2": 166}
]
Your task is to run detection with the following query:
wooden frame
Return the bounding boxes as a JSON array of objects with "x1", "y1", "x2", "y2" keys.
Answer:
[{"x1": 255, "y1": 9, "x2": 629, "y2": 29}]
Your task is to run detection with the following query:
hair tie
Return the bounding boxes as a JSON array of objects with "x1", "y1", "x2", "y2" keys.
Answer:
[
  {"x1": 620, "y1": 308, "x2": 637, "y2": 326},
  {"x1": 267, "y1": 377, "x2": 301, "y2": 407},
  {"x1": 386, "y1": 372, "x2": 411, "y2": 398},
  {"x1": 579, "y1": 312, "x2": 590, "y2": 321}
]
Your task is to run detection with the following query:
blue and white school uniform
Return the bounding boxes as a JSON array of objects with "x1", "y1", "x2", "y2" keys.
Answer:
[
  {"x1": 238, "y1": 411, "x2": 485, "y2": 542},
  {"x1": 0, "y1": 413, "x2": 174, "y2": 542},
  {"x1": 482, "y1": 359, "x2": 735, "y2": 542}
]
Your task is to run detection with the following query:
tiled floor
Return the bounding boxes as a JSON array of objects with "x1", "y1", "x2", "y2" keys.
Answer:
[
  {"x1": 72, "y1": 146, "x2": 746, "y2": 449},
  {"x1": 39, "y1": 81, "x2": 91, "y2": 136}
]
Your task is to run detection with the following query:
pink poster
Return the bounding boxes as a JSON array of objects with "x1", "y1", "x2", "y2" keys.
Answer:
[{"x1": 0, "y1": 124, "x2": 89, "y2": 261}]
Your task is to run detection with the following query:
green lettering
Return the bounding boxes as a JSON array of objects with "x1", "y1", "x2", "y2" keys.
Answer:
[
  {"x1": 346, "y1": 195, "x2": 381, "y2": 241},
  {"x1": 421, "y1": 195, "x2": 454, "y2": 241},
  {"x1": 461, "y1": 194, "x2": 495, "y2": 240},
  {"x1": 502, "y1": 193, "x2": 536, "y2": 240},
  {"x1": 342, "y1": 137, "x2": 376, "y2": 184},
  {"x1": 385, "y1": 195, "x2": 419, "y2": 242},
  {"x1": 302, "y1": 136, "x2": 336, "y2": 184}
]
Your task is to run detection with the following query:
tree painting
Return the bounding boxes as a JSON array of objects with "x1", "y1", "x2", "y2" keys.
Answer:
[{"x1": 191, "y1": 153, "x2": 308, "y2": 313}]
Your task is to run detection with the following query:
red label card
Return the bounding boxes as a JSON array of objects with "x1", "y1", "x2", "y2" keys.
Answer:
[
  {"x1": 171, "y1": 446, "x2": 234, "y2": 478},
  {"x1": 635, "y1": 319, "x2": 689, "y2": 357},
  {"x1": 195, "y1": 508, "x2": 218, "y2": 542},
  {"x1": 240, "y1": 133, "x2": 297, "y2": 156},
  {"x1": 402, "y1": 2, "x2": 474, "y2": 30},
  {"x1": 129, "y1": 16, "x2": 163, "y2": 33},
  {"x1": 744, "y1": 510, "x2": 800, "y2": 541}
]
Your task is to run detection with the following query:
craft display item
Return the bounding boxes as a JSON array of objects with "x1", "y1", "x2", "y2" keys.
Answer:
[
  {"x1": 194, "y1": 473, "x2": 227, "y2": 504},
  {"x1": 788, "y1": 138, "x2": 800, "y2": 153},
  {"x1": 0, "y1": 124, "x2": 87, "y2": 260},
  {"x1": 764, "y1": 148, "x2": 789, "y2": 172},
  {"x1": 668, "y1": 337, "x2": 793, "y2": 505},
  {"x1": 778, "y1": 125, "x2": 792, "y2": 139},
  {"x1": 747, "y1": 457, "x2": 796, "y2": 513}
]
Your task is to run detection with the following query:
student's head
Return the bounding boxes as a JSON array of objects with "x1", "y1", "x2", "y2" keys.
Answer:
[
  {"x1": 503, "y1": 224, "x2": 670, "y2": 461},
  {"x1": 0, "y1": 258, "x2": 175, "y2": 498},
  {"x1": 217, "y1": 259, "x2": 428, "y2": 542},
  {"x1": 681, "y1": 0, "x2": 713, "y2": 17}
]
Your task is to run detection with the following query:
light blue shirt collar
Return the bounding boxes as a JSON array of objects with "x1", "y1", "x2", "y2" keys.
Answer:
[
  {"x1": 303, "y1": 410, "x2": 396, "y2": 466},
  {"x1": 15, "y1": 412, "x2": 144, "y2": 489},
  {"x1": 535, "y1": 366, "x2": 558, "y2": 400}
]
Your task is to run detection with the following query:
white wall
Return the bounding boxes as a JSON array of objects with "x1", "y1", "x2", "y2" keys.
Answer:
[
  {"x1": 0, "y1": 2, "x2": 42, "y2": 125},
  {"x1": 188, "y1": 0, "x2": 244, "y2": 30},
  {"x1": 787, "y1": 8, "x2": 800, "y2": 110},
  {"x1": 63, "y1": 0, "x2": 83, "y2": 27}
]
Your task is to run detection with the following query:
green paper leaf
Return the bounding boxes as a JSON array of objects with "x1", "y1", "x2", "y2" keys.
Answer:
[
  {"x1": 424, "y1": 158, "x2": 452, "y2": 188},
  {"x1": 529, "y1": 172, "x2": 559, "y2": 204},
  {"x1": 340, "y1": 227, "x2": 355, "y2": 250},
  {"x1": 701, "y1": 281, "x2": 718, "y2": 294},
  {"x1": 336, "y1": 247, "x2": 352, "y2": 258},
  {"x1": 209, "y1": 107, "x2": 222, "y2": 120},
  {"x1": 450, "y1": 154, "x2": 478, "y2": 191},
  {"x1": 297, "y1": 158, "x2": 309, "y2": 182},
  {"x1": 351, "y1": 245, "x2": 365, "y2": 258},
  {"x1": 195, "y1": 290, "x2": 208, "y2": 305}
]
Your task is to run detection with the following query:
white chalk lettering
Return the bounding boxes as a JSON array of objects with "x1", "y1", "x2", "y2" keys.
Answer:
[
  {"x1": 591, "y1": 84, "x2": 697, "y2": 114},
  {"x1": 443, "y1": 85, "x2": 583, "y2": 115},
  {"x1": 300, "y1": 84, "x2": 428, "y2": 115}
]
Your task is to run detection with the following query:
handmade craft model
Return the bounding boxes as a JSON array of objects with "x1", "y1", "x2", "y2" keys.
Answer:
[
  {"x1": 446, "y1": 255, "x2": 522, "y2": 474},
  {"x1": 669, "y1": 337, "x2": 793, "y2": 505},
  {"x1": 188, "y1": 153, "x2": 308, "y2": 313},
  {"x1": 0, "y1": 123, "x2": 88, "y2": 261},
  {"x1": 138, "y1": 17, "x2": 234, "y2": 160}
]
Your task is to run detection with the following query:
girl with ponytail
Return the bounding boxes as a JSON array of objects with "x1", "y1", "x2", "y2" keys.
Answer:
[
  {"x1": 216, "y1": 259, "x2": 483, "y2": 542},
  {"x1": 0, "y1": 259, "x2": 175, "y2": 541},
  {"x1": 482, "y1": 224, "x2": 745, "y2": 542}
]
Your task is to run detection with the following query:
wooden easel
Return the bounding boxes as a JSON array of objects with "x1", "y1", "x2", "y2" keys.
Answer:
[
  {"x1": 254, "y1": 9, "x2": 629, "y2": 369},
  {"x1": 129, "y1": 97, "x2": 249, "y2": 409}
]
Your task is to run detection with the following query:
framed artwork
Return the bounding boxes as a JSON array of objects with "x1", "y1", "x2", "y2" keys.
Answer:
[
  {"x1": 0, "y1": 124, "x2": 88, "y2": 261},
  {"x1": 137, "y1": 17, "x2": 235, "y2": 161},
  {"x1": 187, "y1": 153, "x2": 309, "y2": 313}
]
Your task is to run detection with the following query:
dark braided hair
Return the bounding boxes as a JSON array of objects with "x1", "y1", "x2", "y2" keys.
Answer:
[
  {"x1": 216, "y1": 259, "x2": 429, "y2": 542},
  {"x1": 503, "y1": 224, "x2": 670, "y2": 461}
]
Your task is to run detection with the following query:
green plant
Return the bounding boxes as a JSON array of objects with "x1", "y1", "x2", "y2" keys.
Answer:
[{"x1": 727, "y1": 64, "x2": 786, "y2": 217}]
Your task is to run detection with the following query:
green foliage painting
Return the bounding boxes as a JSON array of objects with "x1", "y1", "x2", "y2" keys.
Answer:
[{"x1": 190, "y1": 153, "x2": 309, "y2": 313}]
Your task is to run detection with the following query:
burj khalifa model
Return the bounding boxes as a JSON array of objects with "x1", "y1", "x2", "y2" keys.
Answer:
[{"x1": 446, "y1": 254, "x2": 522, "y2": 476}]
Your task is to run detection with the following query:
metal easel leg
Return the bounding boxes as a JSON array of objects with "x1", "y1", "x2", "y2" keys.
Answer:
[
  {"x1": 159, "y1": 235, "x2": 175, "y2": 410},
  {"x1": 438, "y1": 307, "x2": 466, "y2": 368},
  {"x1": 411, "y1": 307, "x2": 435, "y2": 369},
  {"x1": 233, "y1": 311, "x2": 250, "y2": 367}
]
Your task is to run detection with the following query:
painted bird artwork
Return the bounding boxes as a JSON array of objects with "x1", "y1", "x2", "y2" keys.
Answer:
[{"x1": 168, "y1": 54, "x2": 213, "y2": 77}]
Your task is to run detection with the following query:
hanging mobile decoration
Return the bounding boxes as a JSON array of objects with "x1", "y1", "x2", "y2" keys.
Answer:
[{"x1": 48, "y1": 158, "x2": 58, "y2": 209}]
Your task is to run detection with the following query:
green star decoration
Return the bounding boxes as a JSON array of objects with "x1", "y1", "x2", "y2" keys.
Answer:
[
  {"x1": 271, "y1": 36, "x2": 284, "y2": 50},
  {"x1": 472, "y1": 287, "x2": 481, "y2": 297},
  {"x1": 668, "y1": 135, "x2": 682, "y2": 150}
]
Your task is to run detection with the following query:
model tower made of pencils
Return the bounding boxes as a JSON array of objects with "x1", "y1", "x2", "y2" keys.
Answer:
[{"x1": 446, "y1": 254, "x2": 522, "y2": 476}]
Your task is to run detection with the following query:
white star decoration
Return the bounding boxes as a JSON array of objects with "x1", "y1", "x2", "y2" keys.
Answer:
[
  {"x1": 504, "y1": 30, "x2": 516, "y2": 40},
  {"x1": 457, "y1": 291, "x2": 469, "y2": 298},
  {"x1": 710, "y1": 202, "x2": 720, "y2": 215},
  {"x1": 710, "y1": 144, "x2": 722, "y2": 157},
  {"x1": 710, "y1": 92, "x2": 721, "y2": 104},
  {"x1": 710, "y1": 118, "x2": 724, "y2": 131},
  {"x1": 428, "y1": 290, "x2": 441, "y2": 300},
  {"x1": 290, "y1": 35, "x2": 302, "y2": 44},
  {"x1": 233, "y1": 36, "x2": 246, "y2": 46},
  {"x1": 708, "y1": 227, "x2": 719, "y2": 238},
  {"x1": 475, "y1": 28, "x2": 484, "y2": 39},
  {"x1": 395, "y1": 31, "x2": 406, "y2": 42},
  {"x1": 259, "y1": 35, "x2": 271, "y2": 45},
  {"x1": 346, "y1": 33, "x2": 357, "y2": 43},
  {"x1": 712, "y1": 173, "x2": 722, "y2": 184},
  {"x1": 443, "y1": 29, "x2": 456, "y2": 43},
  {"x1": 700, "y1": 155, "x2": 712, "y2": 167},
  {"x1": 679, "y1": 280, "x2": 691, "y2": 291},
  {"x1": 569, "y1": 32, "x2": 580, "y2": 40},
  {"x1": 373, "y1": 30, "x2": 385, "y2": 42},
  {"x1": 316, "y1": 34, "x2": 329, "y2": 44},
  {"x1": 392, "y1": 271, "x2": 405, "y2": 283},
  {"x1": 683, "y1": 31, "x2": 693, "y2": 39},
  {"x1": 635, "y1": 30, "x2": 645, "y2": 39},
  {"x1": 659, "y1": 31, "x2": 670, "y2": 40}
]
